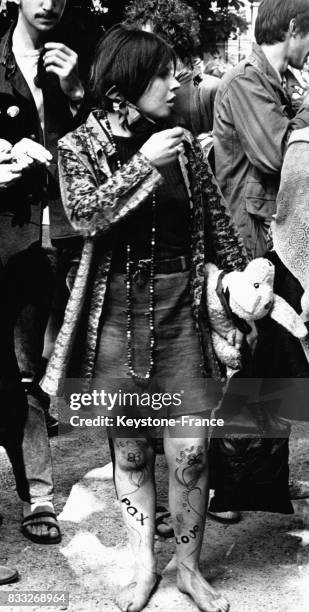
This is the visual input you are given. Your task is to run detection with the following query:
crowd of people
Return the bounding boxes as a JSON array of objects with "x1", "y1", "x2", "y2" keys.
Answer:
[{"x1": 1, "y1": 1, "x2": 309, "y2": 611}]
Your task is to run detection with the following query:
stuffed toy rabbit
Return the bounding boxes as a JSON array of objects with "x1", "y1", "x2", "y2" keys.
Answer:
[{"x1": 205, "y1": 258, "x2": 308, "y2": 372}]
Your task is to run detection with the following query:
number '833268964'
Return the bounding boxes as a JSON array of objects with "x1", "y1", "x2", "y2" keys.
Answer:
[{"x1": 0, "y1": 591, "x2": 69, "y2": 606}]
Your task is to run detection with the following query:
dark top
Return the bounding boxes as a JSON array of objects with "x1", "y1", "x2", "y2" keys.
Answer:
[
  {"x1": 111, "y1": 134, "x2": 191, "y2": 271},
  {"x1": 173, "y1": 68, "x2": 219, "y2": 135},
  {"x1": 0, "y1": 24, "x2": 82, "y2": 260}
]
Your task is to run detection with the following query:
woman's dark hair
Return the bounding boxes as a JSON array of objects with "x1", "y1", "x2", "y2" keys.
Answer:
[
  {"x1": 255, "y1": 0, "x2": 309, "y2": 45},
  {"x1": 90, "y1": 24, "x2": 176, "y2": 109},
  {"x1": 124, "y1": 0, "x2": 200, "y2": 66}
]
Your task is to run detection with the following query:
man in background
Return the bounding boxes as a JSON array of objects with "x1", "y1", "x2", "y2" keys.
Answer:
[
  {"x1": 0, "y1": 0, "x2": 86, "y2": 544},
  {"x1": 213, "y1": 0, "x2": 309, "y2": 517},
  {"x1": 214, "y1": 0, "x2": 309, "y2": 259}
]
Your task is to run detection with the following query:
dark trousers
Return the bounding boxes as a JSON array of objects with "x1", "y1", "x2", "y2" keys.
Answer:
[
  {"x1": 0, "y1": 272, "x2": 29, "y2": 501},
  {"x1": 0, "y1": 243, "x2": 54, "y2": 503}
]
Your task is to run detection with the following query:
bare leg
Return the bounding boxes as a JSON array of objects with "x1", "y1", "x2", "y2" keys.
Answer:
[
  {"x1": 164, "y1": 432, "x2": 229, "y2": 612},
  {"x1": 113, "y1": 438, "x2": 158, "y2": 612}
]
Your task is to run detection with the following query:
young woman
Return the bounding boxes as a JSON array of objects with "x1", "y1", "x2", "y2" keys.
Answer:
[{"x1": 43, "y1": 25, "x2": 247, "y2": 612}]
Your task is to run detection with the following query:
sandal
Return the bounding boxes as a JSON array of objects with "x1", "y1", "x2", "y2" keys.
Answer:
[
  {"x1": 0, "y1": 565, "x2": 19, "y2": 585},
  {"x1": 21, "y1": 510, "x2": 62, "y2": 545},
  {"x1": 155, "y1": 505, "x2": 174, "y2": 539},
  {"x1": 207, "y1": 510, "x2": 241, "y2": 524}
]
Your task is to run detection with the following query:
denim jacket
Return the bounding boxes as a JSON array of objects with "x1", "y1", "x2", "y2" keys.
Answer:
[{"x1": 214, "y1": 44, "x2": 309, "y2": 259}]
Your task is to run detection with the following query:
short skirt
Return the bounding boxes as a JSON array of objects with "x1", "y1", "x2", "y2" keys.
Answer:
[{"x1": 94, "y1": 270, "x2": 216, "y2": 427}]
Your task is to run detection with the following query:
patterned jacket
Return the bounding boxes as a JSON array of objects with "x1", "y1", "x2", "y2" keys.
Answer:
[{"x1": 42, "y1": 111, "x2": 248, "y2": 395}]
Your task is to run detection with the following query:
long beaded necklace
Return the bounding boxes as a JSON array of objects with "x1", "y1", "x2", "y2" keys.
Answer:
[{"x1": 102, "y1": 111, "x2": 156, "y2": 384}]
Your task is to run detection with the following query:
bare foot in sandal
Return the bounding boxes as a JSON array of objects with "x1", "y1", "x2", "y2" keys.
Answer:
[{"x1": 22, "y1": 503, "x2": 61, "y2": 544}]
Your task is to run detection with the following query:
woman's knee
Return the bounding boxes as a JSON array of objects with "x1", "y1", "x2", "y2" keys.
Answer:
[
  {"x1": 114, "y1": 438, "x2": 152, "y2": 472},
  {"x1": 166, "y1": 438, "x2": 208, "y2": 479}
]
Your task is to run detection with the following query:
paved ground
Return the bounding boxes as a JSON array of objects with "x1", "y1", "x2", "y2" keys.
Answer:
[{"x1": 0, "y1": 421, "x2": 308, "y2": 612}]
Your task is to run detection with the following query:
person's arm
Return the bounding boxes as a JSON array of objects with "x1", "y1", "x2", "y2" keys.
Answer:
[
  {"x1": 58, "y1": 141, "x2": 163, "y2": 237},
  {"x1": 225, "y1": 67, "x2": 309, "y2": 175},
  {"x1": 198, "y1": 75, "x2": 220, "y2": 133},
  {"x1": 58, "y1": 126, "x2": 185, "y2": 236}
]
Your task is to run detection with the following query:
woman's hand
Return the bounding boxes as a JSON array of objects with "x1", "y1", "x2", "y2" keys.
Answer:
[
  {"x1": 11, "y1": 138, "x2": 52, "y2": 170},
  {"x1": 140, "y1": 127, "x2": 185, "y2": 168}
]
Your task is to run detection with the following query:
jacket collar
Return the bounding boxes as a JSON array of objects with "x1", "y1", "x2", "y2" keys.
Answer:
[
  {"x1": 248, "y1": 43, "x2": 283, "y2": 89},
  {"x1": 0, "y1": 24, "x2": 18, "y2": 77},
  {"x1": 0, "y1": 24, "x2": 38, "y2": 107},
  {"x1": 85, "y1": 110, "x2": 118, "y2": 160}
]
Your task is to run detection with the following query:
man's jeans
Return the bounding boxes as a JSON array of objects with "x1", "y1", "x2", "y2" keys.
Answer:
[
  {"x1": 2, "y1": 400, "x2": 53, "y2": 506},
  {"x1": 2, "y1": 235, "x2": 80, "y2": 506},
  {"x1": 21, "y1": 394, "x2": 53, "y2": 505}
]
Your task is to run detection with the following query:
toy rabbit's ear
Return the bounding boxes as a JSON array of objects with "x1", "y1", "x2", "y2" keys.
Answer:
[{"x1": 269, "y1": 294, "x2": 308, "y2": 338}]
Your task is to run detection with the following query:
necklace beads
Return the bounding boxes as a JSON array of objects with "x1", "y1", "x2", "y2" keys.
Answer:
[{"x1": 103, "y1": 111, "x2": 156, "y2": 384}]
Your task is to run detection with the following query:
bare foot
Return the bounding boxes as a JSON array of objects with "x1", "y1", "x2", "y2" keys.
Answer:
[
  {"x1": 177, "y1": 565, "x2": 229, "y2": 612},
  {"x1": 22, "y1": 503, "x2": 60, "y2": 542},
  {"x1": 115, "y1": 567, "x2": 159, "y2": 612}
]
